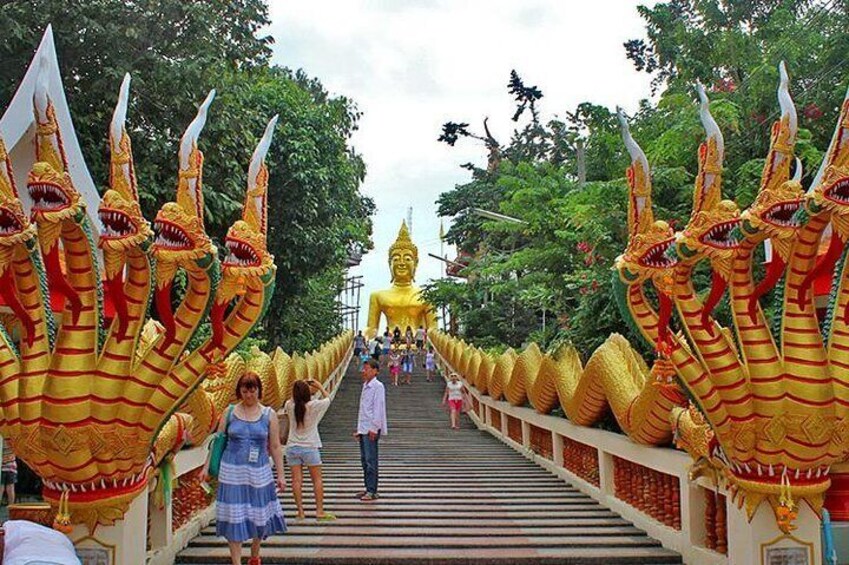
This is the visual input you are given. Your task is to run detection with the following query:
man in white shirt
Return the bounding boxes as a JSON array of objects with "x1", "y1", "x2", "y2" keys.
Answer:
[{"x1": 354, "y1": 358, "x2": 387, "y2": 501}]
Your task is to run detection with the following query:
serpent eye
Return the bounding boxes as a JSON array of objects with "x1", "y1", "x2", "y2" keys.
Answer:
[
  {"x1": 619, "y1": 267, "x2": 640, "y2": 283},
  {"x1": 677, "y1": 241, "x2": 698, "y2": 258}
]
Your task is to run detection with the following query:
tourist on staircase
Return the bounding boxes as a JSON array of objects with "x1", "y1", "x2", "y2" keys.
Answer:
[
  {"x1": 381, "y1": 329, "x2": 392, "y2": 367},
  {"x1": 354, "y1": 359, "x2": 387, "y2": 501},
  {"x1": 425, "y1": 346, "x2": 436, "y2": 382},
  {"x1": 442, "y1": 373, "x2": 464, "y2": 430},
  {"x1": 369, "y1": 335, "x2": 382, "y2": 363},
  {"x1": 358, "y1": 347, "x2": 370, "y2": 371},
  {"x1": 389, "y1": 348, "x2": 402, "y2": 386},
  {"x1": 1, "y1": 435, "x2": 17, "y2": 505},
  {"x1": 415, "y1": 325, "x2": 426, "y2": 352},
  {"x1": 401, "y1": 345, "x2": 415, "y2": 385},
  {"x1": 204, "y1": 372, "x2": 287, "y2": 565},
  {"x1": 353, "y1": 330, "x2": 365, "y2": 359},
  {"x1": 283, "y1": 379, "x2": 336, "y2": 523}
]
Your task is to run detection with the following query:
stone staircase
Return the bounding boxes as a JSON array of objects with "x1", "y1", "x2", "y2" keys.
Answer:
[{"x1": 176, "y1": 359, "x2": 681, "y2": 564}]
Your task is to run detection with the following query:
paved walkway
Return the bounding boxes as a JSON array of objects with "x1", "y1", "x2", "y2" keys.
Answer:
[{"x1": 176, "y1": 360, "x2": 681, "y2": 564}]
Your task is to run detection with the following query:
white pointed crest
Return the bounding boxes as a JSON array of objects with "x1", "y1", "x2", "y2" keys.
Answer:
[
  {"x1": 697, "y1": 83, "x2": 724, "y2": 161},
  {"x1": 777, "y1": 62, "x2": 798, "y2": 140},
  {"x1": 111, "y1": 74, "x2": 131, "y2": 153},
  {"x1": 179, "y1": 89, "x2": 215, "y2": 170},
  {"x1": 3, "y1": 26, "x2": 103, "y2": 237},
  {"x1": 0, "y1": 136, "x2": 16, "y2": 197},
  {"x1": 248, "y1": 115, "x2": 278, "y2": 189},
  {"x1": 33, "y1": 54, "x2": 50, "y2": 119},
  {"x1": 810, "y1": 83, "x2": 849, "y2": 193},
  {"x1": 616, "y1": 106, "x2": 649, "y2": 177}
]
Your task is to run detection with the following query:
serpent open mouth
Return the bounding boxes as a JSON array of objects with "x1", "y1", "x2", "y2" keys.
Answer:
[
  {"x1": 99, "y1": 208, "x2": 136, "y2": 239},
  {"x1": 42, "y1": 460, "x2": 153, "y2": 501},
  {"x1": 28, "y1": 181, "x2": 69, "y2": 212},
  {"x1": 699, "y1": 220, "x2": 740, "y2": 249},
  {"x1": 763, "y1": 200, "x2": 802, "y2": 227},
  {"x1": 224, "y1": 237, "x2": 260, "y2": 267},
  {"x1": 825, "y1": 177, "x2": 849, "y2": 204},
  {"x1": 0, "y1": 207, "x2": 23, "y2": 235},
  {"x1": 154, "y1": 219, "x2": 192, "y2": 250},
  {"x1": 638, "y1": 238, "x2": 677, "y2": 268}
]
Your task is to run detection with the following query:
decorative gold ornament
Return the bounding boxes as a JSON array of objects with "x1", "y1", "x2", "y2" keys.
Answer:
[{"x1": 388, "y1": 220, "x2": 418, "y2": 269}]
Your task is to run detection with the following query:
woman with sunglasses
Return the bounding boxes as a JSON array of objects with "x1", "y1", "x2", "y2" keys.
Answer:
[{"x1": 204, "y1": 371, "x2": 287, "y2": 565}]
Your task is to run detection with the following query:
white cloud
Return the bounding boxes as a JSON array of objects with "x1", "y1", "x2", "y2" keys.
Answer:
[{"x1": 267, "y1": 0, "x2": 657, "y2": 329}]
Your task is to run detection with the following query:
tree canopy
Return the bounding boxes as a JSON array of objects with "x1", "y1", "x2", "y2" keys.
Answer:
[
  {"x1": 429, "y1": 0, "x2": 849, "y2": 357},
  {"x1": 0, "y1": 0, "x2": 374, "y2": 351}
]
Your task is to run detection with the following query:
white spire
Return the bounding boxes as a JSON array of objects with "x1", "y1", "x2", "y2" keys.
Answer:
[
  {"x1": 247, "y1": 115, "x2": 278, "y2": 189},
  {"x1": 179, "y1": 89, "x2": 215, "y2": 170}
]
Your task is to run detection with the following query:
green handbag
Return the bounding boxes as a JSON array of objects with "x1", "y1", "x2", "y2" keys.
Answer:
[{"x1": 207, "y1": 405, "x2": 235, "y2": 478}]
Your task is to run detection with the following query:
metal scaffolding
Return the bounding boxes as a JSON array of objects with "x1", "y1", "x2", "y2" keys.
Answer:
[{"x1": 336, "y1": 274, "x2": 364, "y2": 332}]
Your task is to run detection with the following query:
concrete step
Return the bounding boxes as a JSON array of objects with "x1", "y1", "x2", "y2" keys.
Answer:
[
  {"x1": 200, "y1": 523, "x2": 641, "y2": 535},
  {"x1": 278, "y1": 495, "x2": 599, "y2": 504},
  {"x1": 268, "y1": 509, "x2": 624, "y2": 519},
  {"x1": 176, "y1": 545, "x2": 682, "y2": 564},
  {"x1": 187, "y1": 533, "x2": 668, "y2": 549},
  {"x1": 201, "y1": 517, "x2": 634, "y2": 528}
]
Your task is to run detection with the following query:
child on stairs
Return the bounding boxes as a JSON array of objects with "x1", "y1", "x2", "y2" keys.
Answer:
[
  {"x1": 389, "y1": 348, "x2": 401, "y2": 386},
  {"x1": 425, "y1": 347, "x2": 436, "y2": 382}
]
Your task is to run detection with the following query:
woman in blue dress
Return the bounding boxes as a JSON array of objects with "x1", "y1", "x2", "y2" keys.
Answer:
[{"x1": 204, "y1": 371, "x2": 286, "y2": 565}]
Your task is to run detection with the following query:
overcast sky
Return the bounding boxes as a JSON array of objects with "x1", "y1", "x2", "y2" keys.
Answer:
[{"x1": 267, "y1": 1, "x2": 657, "y2": 330}]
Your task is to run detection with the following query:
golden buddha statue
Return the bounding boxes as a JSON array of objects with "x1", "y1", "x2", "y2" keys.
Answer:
[{"x1": 365, "y1": 221, "x2": 437, "y2": 338}]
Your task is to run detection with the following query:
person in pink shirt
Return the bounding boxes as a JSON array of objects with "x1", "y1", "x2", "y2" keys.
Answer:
[{"x1": 389, "y1": 349, "x2": 401, "y2": 386}]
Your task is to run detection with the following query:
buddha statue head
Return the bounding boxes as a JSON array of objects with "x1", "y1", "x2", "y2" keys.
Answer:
[{"x1": 388, "y1": 221, "x2": 418, "y2": 285}]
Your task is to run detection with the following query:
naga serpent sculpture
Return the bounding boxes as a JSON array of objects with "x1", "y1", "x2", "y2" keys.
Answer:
[
  {"x1": 431, "y1": 64, "x2": 849, "y2": 532},
  {"x1": 0, "y1": 65, "x2": 283, "y2": 530},
  {"x1": 151, "y1": 113, "x2": 278, "y2": 449},
  {"x1": 429, "y1": 95, "x2": 697, "y2": 446},
  {"x1": 668, "y1": 69, "x2": 849, "y2": 530}
]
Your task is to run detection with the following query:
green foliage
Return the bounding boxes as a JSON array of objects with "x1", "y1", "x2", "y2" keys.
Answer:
[
  {"x1": 432, "y1": 1, "x2": 849, "y2": 359},
  {"x1": 0, "y1": 0, "x2": 274, "y2": 229},
  {"x1": 0, "y1": 0, "x2": 373, "y2": 351},
  {"x1": 268, "y1": 266, "x2": 348, "y2": 352}
]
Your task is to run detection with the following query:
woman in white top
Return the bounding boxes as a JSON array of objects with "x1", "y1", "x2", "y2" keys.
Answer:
[
  {"x1": 441, "y1": 373, "x2": 465, "y2": 430},
  {"x1": 284, "y1": 379, "x2": 334, "y2": 522}
]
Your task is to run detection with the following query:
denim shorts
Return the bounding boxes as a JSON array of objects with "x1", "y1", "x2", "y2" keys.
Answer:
[{"x1": 286, "y1": 446, "x2": 322, "y2": 467}]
